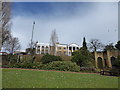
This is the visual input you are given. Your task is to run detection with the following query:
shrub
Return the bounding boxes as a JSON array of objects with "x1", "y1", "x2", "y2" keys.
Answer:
[
  {"x1": 4, "y1": 55, "x2": 18, "y2": 64},
  {"x1": 80, "y1": 67, "x2": 97, "y2": 73},
  {"x1": 32, "y1": 62, "x2": 44, "y2": 69},
  {"x1": 9, "y1": 62, "x2": 34, "y2": 68},
  {"x1": 112, "y1": 56, "x2": 120, "y2": 68},
  {"x1": 41, "y1": 54, "x2": 62, "y2": 64},
  {"x1": 9, "y1": 61, "x2": 44, "y2": 69},
  {"x1": 42, "y1": 61, "x2": 80, "y2": 72}
]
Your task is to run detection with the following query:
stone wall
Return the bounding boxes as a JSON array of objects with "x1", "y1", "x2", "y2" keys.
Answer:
[{"x1": 94, "y1": 50, "x2": 120, "y2": 68}]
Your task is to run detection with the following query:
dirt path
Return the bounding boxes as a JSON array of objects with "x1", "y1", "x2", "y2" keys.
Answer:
[{"x1": 2, "y1": 68, "x2": 100, "y2": 75}]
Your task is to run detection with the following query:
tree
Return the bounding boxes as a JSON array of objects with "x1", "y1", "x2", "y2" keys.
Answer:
[
  {"x1": 82, "y1": 37, "x2": 87, "y2": 50},
  {"x1": 115, "y1": 41, "x2": 120, "y2": 51},
  {"x1": 4, "y1": 37, "x2": 21, "y2": 54},
  {"x1": 0, "y1": 2, "x2": 12, "y2": 50},
  {"x1": 50, "y1": 29, "x2": 58, "y2": 55},
  {"x1": 71, "y1": 47, "x2": 94, "y2": 67},
  {"x1": 104, "y1": 43, "x2": 115, "y2": 51},
  {"x1": 88, "y1": 39, "x2": 104, "y2": 52},
  {"x1": 71, "y1": 37, "x2": 94, "y2": 67}
]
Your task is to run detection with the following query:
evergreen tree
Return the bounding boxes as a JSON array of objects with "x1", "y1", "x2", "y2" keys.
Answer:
[{"x1": 83, "y1": 37, "x2": 87, "y2": 50}]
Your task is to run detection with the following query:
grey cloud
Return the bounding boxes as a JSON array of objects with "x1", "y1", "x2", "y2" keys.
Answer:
[{"x1": 11, "y1": 2, "x2": 118, "y2": 50}]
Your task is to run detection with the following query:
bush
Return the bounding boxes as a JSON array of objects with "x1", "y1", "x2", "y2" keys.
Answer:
[
  {"x1": 3, "y1": 55, "x2": 18, "y2": 64},
  {"x1": 9, "y1": 61, "x2": 45, "y2": 69},
  {"x1": 112, "y1": 56, "x2": 120, "y2": 68},
  {"x1": 42, "y1": 61, "x2": 80, "y2": 72},
  {"x1": 32, "y1": 62, "x2": 44, "y2": 69},
  {"x1": 41, "y1": 54, "x2": 62, "y2": 64},
  {"x1": 80, "y1": 67, "x2": 97, "y2": 73},
  {"x1": 9, "y1": 62, "x2": 34, "y2": 68}
]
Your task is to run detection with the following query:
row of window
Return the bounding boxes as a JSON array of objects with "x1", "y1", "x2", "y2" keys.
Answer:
[
  {"x1": 57, "y1": 47, "x2": 79, "y2": 50},
  {"x1": 37, "y1": 46, "x2": 79, "y2": 50},
  {"x1": 37, "y1": 46, "x2": 49, "y2": 48},
  {"x1": 37, "y1": 51, "x2": 49, "y2": 54},
  {"x1": 37, "y1": 47, "x2": 79, "y2": 50}
]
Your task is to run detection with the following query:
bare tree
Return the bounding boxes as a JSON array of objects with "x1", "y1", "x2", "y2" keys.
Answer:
[
  {"x1": 50, "y1": 29, "x2": 58, "y2": 55},
  {"x1": 4, "y1": 37, "x2": 21, "y2": 54},
  {"x1": 88, "y1": 39, "x2": 104, "y2": 52},
  {"x1": 104, "y1": 43, "x2": 115, "y2": 51},
  {"x1": 0, "y1": 2, "x2": 12, "y2": 51}
]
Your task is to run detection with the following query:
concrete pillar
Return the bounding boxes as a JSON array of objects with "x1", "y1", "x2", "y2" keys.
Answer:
[
  {"x1": 55, "y1": 45, "x2": 57, "y2": 56},
  {"x1": 67, "y1": 46, "x2": 69, "y2": 56},
  {"x1": 40, "y1": 46, "x2": 42, "y2": 54},
  {"x1": 36, "y1": 46, "x2": 37, "y2": 54},
  {"x1": 48, "y1": 45, "x2": 50, "y2": 54},
  {"x1": 44, "y1": 46, "x2": 45, "y2": 54},
  {"x1": 107, "y1": 50, "x2": 112, "y2": 68},
  {"x1": 94, "y1": 51, "x2": 98, "y2": 68},
  {"x1": 72, "y1": 46, "x2": 73, "y2": 52},
  {"x1": 75, "y1": 47, "x2": 77, "y2": 51}
]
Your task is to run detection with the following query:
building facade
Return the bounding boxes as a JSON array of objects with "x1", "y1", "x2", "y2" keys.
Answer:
[
  {"x1": 36, "y1": 42, "x2": 80, "y2": 56},
  {"x1": 94, "y1": 50, "x2": 120, "y2": 68},
  {"x1": 36, "y1": 43, "x2": 50, "y2": 55}
]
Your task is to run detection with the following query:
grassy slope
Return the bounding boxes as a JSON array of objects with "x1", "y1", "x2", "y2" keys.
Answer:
[{"x1": 2, "y1": 68, "x2": 118, "y2": 88}]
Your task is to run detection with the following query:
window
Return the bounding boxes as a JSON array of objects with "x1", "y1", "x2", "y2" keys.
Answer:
[
  {"x1": 64, "y1": 47, "x2": 66, "y2": 50},
  {"x1": 64, "y1": 51, "x2": 66, "y2": 55},
  {"x1": 41, "y1": 52, "x2": 44, "y2": 54},
  {"x1": 37, "y1": 51, "x2": 40, "y2": 54},
  {"x1": 59, "y1": 51, "x2": 61, "y2": 55},
  {"x1": 59, "y1": 47, "x2": 61, "y2": 50},
  {"x1": 73, "y1": 47, "x2": 75, "y2": 50},
  {"x1": 37, "y1": 49, "x2": 40, "y2": 51},
  {"x1": 38, "y1": 46, "x2": 40, "y2": 48},
  {"x1": 69, "y1": 52, "x2": 71, "y2": 56}
]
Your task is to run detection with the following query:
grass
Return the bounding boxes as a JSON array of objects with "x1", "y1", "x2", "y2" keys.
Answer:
[{"x1": 2, "y1": 68, "x2": 119, "y2": 88}]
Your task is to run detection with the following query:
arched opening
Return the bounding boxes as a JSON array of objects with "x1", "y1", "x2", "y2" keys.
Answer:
[
  {"x1": 111, "y1": 56, "x2": 116, "y2": 67},
  {"x1": 104, "y1": 59, "x2": 108, "y2": 67},
  {"x1": 97, "y1": 57, "x2": 103, "y2": 69},
  {"x1": 73, "y1": 47, "x2": 75, "y2": 50}
]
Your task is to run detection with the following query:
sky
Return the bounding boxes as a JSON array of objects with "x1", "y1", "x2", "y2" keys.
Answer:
[{"x1": 11, "y1": 2, "x2": 118, "y2": 50}]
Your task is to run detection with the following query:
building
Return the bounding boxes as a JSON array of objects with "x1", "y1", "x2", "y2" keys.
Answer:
[
  {"x1": 14, "y1": 50, "x2": 26, "y2": 55},
  {"x1": 0, "y1": 52, "x2": 8, "y2": 55},
  {"x1": 94, "y1": 50, "x2": 120, "y2": 68},
  {"x1": 36, "y1": 43, "x2": 50, "y2": 55},
  {"x1": 35, "y1": 42, "x2": 80, "y2": 56}
]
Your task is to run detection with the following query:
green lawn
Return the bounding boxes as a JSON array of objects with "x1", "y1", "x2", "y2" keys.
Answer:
[{"x1": 2, "y1": 68, "x2": 118, "y2": 88}]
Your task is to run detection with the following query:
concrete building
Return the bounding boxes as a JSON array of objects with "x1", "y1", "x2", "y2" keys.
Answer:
[
  {"x1": 94, "y1": 50, "x2": 120, "y2": 68},
  {"x1": 36, "y1": 43, "x2": 50, "y2": 55},
  {"x1": 35, "y1": 42, "x2": 80, "y2": 56}
]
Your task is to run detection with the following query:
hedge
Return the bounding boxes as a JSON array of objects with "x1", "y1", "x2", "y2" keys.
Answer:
[{"x1": 42, "y1": 61, "x2": 80, "y2": 72}]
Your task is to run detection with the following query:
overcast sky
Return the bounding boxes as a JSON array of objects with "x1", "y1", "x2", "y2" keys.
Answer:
[{"x1": 11, "y1": 2, "x2": 118, "y2": 50}]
